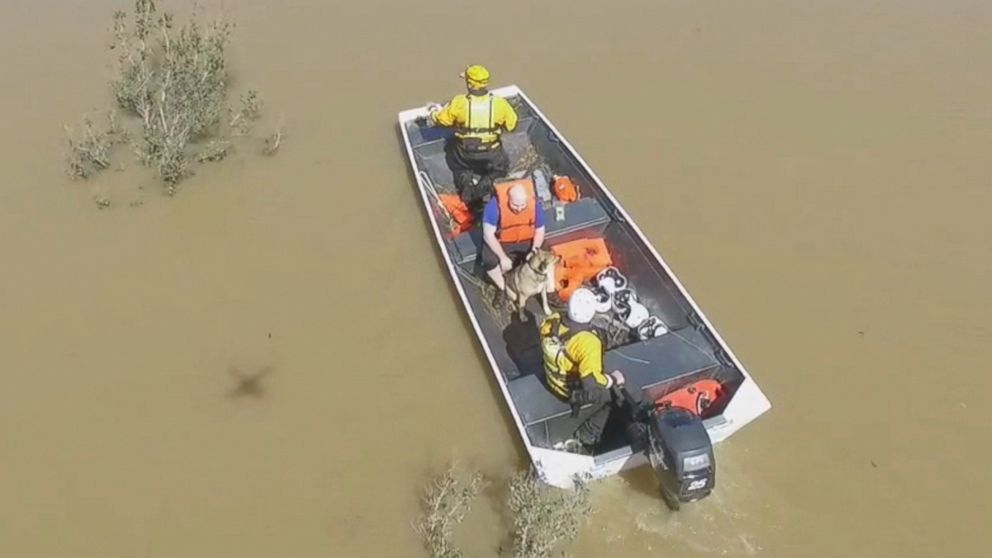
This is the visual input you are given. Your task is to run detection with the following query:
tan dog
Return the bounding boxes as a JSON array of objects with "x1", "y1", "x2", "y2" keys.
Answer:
[{"x1": 505, "y1": 248, "x2": 560, "y2": 320}]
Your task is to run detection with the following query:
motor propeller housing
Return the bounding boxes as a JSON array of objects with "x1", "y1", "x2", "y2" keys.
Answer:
[{"x1": 645, "y1": 407, "x2": 715, "y2": 510}]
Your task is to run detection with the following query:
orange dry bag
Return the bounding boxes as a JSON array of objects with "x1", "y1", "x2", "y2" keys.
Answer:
[
  {"x1": 654, "y1": 380, "x2": 724, "y2": 417},
  {"x1": 552, "y1": 175, "x2": 580, "y2": 203}
]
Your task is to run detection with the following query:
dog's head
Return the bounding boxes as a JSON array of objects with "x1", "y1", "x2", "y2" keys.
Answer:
[{"x1": 526, "y1": 248, "x2": 560, "y2": 274}]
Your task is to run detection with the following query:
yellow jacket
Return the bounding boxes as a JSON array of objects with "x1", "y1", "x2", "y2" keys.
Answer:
[
  {"x1": 539, "y1": 313, "x2": 612, "y2": 398},
  {"x1": 431, "y1": 93, "x2": 518, "y2": 145}
]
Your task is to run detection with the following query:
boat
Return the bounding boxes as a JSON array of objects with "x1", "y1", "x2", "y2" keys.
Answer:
[{"x1": 398, "y1": 85, "x2": 771, "y2": 500}]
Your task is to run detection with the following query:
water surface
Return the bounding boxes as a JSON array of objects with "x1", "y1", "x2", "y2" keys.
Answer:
[{"x1": 1, "y1": 1, "x2": 989, "y2": 556}]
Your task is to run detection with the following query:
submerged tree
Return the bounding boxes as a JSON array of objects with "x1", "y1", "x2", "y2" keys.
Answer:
[{"x1": 64, "y1": 0, "x2": 278, "y2": 195}]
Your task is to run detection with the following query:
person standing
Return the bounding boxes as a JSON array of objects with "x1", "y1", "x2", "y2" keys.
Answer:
[{"x1": 429, "y1": 64, "x2": 519, "y2": 217}]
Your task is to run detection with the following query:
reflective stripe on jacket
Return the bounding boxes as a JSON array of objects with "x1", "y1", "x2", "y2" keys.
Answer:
[
  {"x1": 431, "y1": 93, "x2": 518, "y2": 146},
  {"x1": 539, "y1": 313, "x2": 610, "y2": 398}
]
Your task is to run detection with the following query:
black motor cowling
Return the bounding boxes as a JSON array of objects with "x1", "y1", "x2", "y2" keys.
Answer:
[{"x1": 645, "y1": 407, "x2": 715, "y2": 510}]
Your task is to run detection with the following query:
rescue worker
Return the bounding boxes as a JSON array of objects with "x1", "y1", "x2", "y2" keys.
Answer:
[
  {"x1": 540, "y1": 287, "x2": 626, "y2": 453},
  {"x1": 428, "y1": 64, "x2": 518, "y2": 217},
  {"x1": 481, "y1": 180, "x2": 545, "y2": 295}
]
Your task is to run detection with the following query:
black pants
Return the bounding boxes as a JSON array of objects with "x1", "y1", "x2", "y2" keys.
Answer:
[
  {"x1": 573, "y1": 379, "x2": 615, "y2": 448},
  {"x1": 480, "y1": 240, "x2": 532, "y2": 272},
  {"x1": 445, "y1": 140, "x2": 510, "y2": 218}
]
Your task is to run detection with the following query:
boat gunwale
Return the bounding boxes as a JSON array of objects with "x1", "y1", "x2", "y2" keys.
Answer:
[{"x1": 397, "y1": 93, "x2": 544, "y2": 473}]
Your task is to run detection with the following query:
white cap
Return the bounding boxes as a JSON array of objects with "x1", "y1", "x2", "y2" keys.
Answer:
[{"x1": 568, "y1": 288, "x2": 598, "y2": 324}]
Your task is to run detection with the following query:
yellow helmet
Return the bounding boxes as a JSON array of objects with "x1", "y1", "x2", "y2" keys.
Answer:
[{"x1": 460, "y1": 64, "x2": 491, "y2": 87}]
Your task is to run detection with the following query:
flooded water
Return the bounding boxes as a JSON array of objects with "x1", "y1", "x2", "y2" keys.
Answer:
[{"x1": 2, "y1": 0, "x2": 990, "y2": 556}]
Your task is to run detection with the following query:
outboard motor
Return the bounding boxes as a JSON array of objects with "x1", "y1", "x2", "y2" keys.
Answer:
[
  {"x1": 645, "y1": 407, "x2": 715, "y2": 510},
  {"x1": 617, "y1": 386, "x2": 716, "y2": 511}
]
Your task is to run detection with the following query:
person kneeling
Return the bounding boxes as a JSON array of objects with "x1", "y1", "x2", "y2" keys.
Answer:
[{"x1": 540, "y1": 287, "x2": 626, "y2": 453}]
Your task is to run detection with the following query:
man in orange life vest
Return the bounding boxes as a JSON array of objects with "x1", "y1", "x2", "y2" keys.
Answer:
[{"x1": 481, "y1": 179, "x2": 546, "y2": 295}]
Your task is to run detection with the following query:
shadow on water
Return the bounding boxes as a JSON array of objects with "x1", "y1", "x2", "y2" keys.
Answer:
[
  {"x1": 618, "y1": 464, "x2": 664, "y2": 500},
  {"x1": 227, "y1": 366, "x2": 273, "y2": 399},
  {"x1": 395, "y1": 123, "x2": 528, "y2": 467}
]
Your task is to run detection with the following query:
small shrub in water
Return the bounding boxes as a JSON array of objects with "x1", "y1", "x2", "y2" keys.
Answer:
[
  {"x1": 507, "y1": 471, "x2": 591, "y2": 558},
  {"x1": 413, "y1": 464, "x2": 593, "y2": 558},
  {"x1": 230, "y1": 90, "x2": 262, "y2": 136},
  {"x1": 262, "y1": 126, "x2": 284, "y2": 156},
  {"x1": 113, "y1": 0, "x2": 231, "y2": 185},
  {"x1": 415, "y1": 464, "x2": 485, "y2": 558},
  {"x1": 63, "y1": 0, "x2": 281, "y2": 197},
  {"x1": 196, "y1": 140, "x2": 232, "y2": 163},
  {"x1": 64, "y1": 114, "x2": 122, "y2": 180}
]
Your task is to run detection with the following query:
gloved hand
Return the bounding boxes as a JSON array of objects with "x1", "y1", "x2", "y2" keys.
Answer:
[
  {"x1": 571, "y1": 390, "x2": 588, "y2": 406},
  {"x1": 610, "y1": 370, "x2": 626, "y2": 386},
  {"x1": 416, "y1": 103, "x2": 441, "y2": 127}
]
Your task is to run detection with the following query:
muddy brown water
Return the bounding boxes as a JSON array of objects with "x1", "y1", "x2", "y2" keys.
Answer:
[{"x1": 2, "y1": 0, "x2": 990, "y2": 556}]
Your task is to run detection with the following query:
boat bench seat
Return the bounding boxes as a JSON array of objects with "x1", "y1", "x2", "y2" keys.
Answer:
[
  {"x1": 450, "y1": 197, "x2": 611, "y2": 266},
  {"x1": 507, "y1": 327, "x2": 718, "y2": 445}
]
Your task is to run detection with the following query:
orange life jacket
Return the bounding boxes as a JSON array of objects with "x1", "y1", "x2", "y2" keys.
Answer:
[
  {"x1": 494, "y1": 179, "x2": 537, "y2": 244},
  {"x1": 551, "y1": 237, "x2": 613, "y2": 300},
  {"x1": 654, "y1": 380, "x2": 724, "y2": 417}
]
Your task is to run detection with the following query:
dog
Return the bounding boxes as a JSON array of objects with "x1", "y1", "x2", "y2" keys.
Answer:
[{"x1": 505, "y1": 248, "x2": 560, "y2": 320}]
